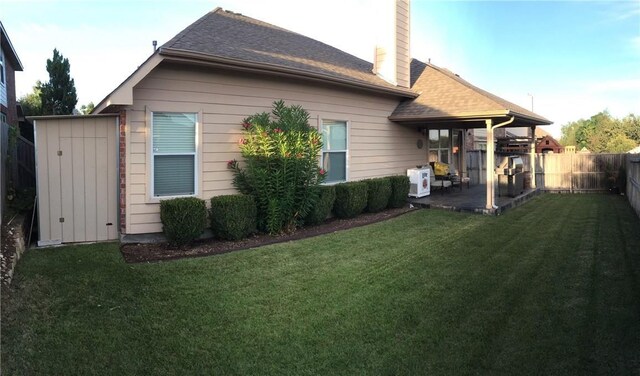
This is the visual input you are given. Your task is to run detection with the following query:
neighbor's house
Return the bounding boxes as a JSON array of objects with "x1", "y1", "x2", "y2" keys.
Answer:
[
  {"x1": 32, "y1": 2, "x2": 551, "y2": 245},
  {"x1": 536, "y1": 135, "x2": 564, "y2": 154},
  {"x1": 1, "y1": 21, "x2": 23, "y2": 127},
  {"x1": 1, "y1": 21, "x2": 24, "y2": 224},
  {"x1": 535, "y1": 127, "x2": 564, "y2": 154}
]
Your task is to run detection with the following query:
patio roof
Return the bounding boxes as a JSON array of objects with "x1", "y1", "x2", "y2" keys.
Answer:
[{"x1": 389, "y1": 59, "x2": 552, "y2": 128}]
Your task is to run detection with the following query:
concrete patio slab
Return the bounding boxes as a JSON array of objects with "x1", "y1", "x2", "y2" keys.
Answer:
[{"x1": 408, "y1": 184, "x2": 540, "y2": 215}]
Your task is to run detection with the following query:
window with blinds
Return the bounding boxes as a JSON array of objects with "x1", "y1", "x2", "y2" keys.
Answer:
[
  {"x1": 321, "y1": 120, "x2": 347, "y2": 183},
  {"x1": 152, "y1": 112, "x2": 197, "y2": 197}
]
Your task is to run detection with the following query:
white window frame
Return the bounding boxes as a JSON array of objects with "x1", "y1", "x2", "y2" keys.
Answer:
[
  {"x1": 320, "y1": 118, "x2": 349, "y2": 185},
  {"x1": 428, "y1": 129, "x2": 451, "y2": 164},
  {"x1": 0, "y1": 49, "x2": 5, "y2": 85},
  {"x1": 148, "y1": 110, "x2": 200, "y2": 200}
]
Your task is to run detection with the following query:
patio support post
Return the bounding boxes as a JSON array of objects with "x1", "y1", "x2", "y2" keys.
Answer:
[
  {"x1": 530, "y1": 126, "x2": 536, "y2": 189},
  {"x1": 485, "y1": 119, "x2": 494, "y2": 210},
  {"x1": 485, "y1": 116, "x2": 515, "y2": 211}
]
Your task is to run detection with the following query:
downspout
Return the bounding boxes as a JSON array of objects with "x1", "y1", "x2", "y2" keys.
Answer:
[
  {"x1": 485, "y1": 116, "x2": 515, "y2": 211},
  {"x1": 530, "y1": 126, "x2": 537, "y2": 189}
]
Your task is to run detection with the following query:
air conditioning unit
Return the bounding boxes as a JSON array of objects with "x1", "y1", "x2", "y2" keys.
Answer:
[{"x1": 407, "y1": 167, "x2": 430, "y2": 197}]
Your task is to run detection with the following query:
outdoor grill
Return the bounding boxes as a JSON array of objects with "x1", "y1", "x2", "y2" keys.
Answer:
[{"x1": 496, "y1": 156, "x2": 525, "y2": 197}]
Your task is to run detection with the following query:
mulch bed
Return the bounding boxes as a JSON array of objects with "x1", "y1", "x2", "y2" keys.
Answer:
[
  {"x1": 1, "y1": 219, "x2": 17, "y2": 286},
  {"x1": 121, "y1": 207, "x2": 418, "y2": 263}
]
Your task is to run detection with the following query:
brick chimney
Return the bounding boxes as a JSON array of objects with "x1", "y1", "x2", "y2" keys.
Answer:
[{"x1": 373, "y1": 0, "x2": 410, "y2": 88}]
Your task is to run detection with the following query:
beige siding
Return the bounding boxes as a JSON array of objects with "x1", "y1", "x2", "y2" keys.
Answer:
[
  {"x1": 36, "y1": 116, "x2": 119, "y2": 244},
  {"x1": 125, "y1": 64, "x2": 426, "y2": 234}
]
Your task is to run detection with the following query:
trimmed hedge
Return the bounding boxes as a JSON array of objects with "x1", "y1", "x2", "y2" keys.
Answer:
[
  {"x1": 365, "y1": 177, "x2": 392, "y2": 213},
  {"x1": 388, "y1": 175, "x2": 410, "y2": 208},
  {"x1": 160, "y1": 197, "x2": 208, "y2": 246},
  {"x1": 210, "y1": 195, "x2": 257, "y2": 241},
  {"x1": 333, "y1": 181, "x2": 368, "y2": 219},
  {"x1": 304, "y1": 185, "x2": 336, "y2": 225}
]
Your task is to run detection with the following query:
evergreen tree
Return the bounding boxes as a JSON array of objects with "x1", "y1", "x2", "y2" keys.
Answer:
[{"x1": 40, "y1": 49, "x2": 78, "y2": 115}]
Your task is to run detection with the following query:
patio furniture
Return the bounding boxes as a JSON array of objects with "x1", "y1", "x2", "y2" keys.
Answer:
[
  {"x1": 449, "y1": 171, "x2": 471, "y2": 191},
  {"x1": 428, "y1": 165, "x2": 452, "y2": 194}
]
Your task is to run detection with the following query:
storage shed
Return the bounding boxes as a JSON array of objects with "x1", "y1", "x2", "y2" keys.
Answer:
[{"x1": 33, "y1": 114, "x2": 119, "y2": 245}]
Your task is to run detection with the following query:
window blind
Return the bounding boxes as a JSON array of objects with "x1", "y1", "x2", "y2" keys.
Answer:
[
  {"x1": 154, "y1": 155, "x2": 195, "y2": 196},
  {"x1": 153, "y1": 113, "x2": 196, "y2": 153},
  {"x1": 152, "y1": 112, "x2": 197, "y2": 197},
  {"x1": 322, "y1": 120, "x2": 347, "y2": 151}
]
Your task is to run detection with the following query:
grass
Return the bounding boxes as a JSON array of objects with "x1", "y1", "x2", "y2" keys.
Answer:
[{"x1": 2, "y1": 194, "x2": 640, "y2": 375}]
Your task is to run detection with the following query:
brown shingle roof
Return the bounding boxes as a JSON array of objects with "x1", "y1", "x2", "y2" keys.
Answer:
[
  {"x1": 391, "y1": 59, "x2": 551, "y2": 124},
  {"x1": 160, "y1": 8, "x2": 414, "y2": 97}
]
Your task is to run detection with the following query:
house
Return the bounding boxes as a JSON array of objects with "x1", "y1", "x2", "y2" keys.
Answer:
[
  {"x1": 1, "y1": 21, "x2": 24, "y2": 224},
  {"x1": 534, "y1": 127, "x2": 565, "y2": 154},
  {"x1": 31, "y1": 1, "x2": 551, "y2": 245},
  {"x1": 536, "y1": 135, "x2": 564, "y2": 154},
  {"x1": 1, "y1": 21, "x2": 23, "y2": 127}
]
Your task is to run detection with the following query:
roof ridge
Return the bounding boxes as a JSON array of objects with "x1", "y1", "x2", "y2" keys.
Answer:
[
  {"x1": 425, "y1": 62, "x2": 509, "y2": 112},
  {"x1": 162, "y1": 7, "x2": 222, "y2": 49},
  {"x1": 214, "y1": 9, "x2": 376, "y2": 69},
  {"x1": 424, "y1": 62, "x2": 539, "y2": 118},
  {"x1": 217, "y1": 8, "x2": 300, "y2": 35}
]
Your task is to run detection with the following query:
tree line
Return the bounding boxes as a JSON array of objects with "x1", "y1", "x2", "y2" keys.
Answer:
[{"x1": 560, "y1": 111, "x2": 639, "y2": 153}]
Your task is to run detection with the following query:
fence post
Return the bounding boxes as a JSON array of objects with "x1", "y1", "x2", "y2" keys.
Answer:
[{"x1": 570, "y1": 153, "x2": 573, "y2": 194}]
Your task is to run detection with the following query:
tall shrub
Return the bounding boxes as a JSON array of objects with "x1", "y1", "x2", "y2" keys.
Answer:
[
  {"x1": 388, "y1": 175, "x2": 410, "y2": 208},
  {"x1": 365, "y1": 178, "x2": 392, "y2": 213},
  {"x1": 160, "y1": 197, "x2": 207, "y2": 246},
  {"x1": 333, "y1": 181, "x2": 368, "y2": 219},
  {"x1": 210, "y1": 195, "x2": 257, "y2": 241},
  {"x1": 304, "y1": 185, "x2": 336, "y2": 225},
  {"x1": 228, "y1": 100, "x2": 325, "y2": 234}
]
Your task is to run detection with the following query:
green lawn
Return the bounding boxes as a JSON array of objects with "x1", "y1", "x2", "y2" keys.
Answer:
[{"x1": 2, "y1": 194, "x2": 639, "y2": 375}]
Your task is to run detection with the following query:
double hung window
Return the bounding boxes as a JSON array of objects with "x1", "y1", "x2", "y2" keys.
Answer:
[
  {"x1": 152, "y1": 112, "x2": 197, "y2": 197},
  {"x1": 321, "y1": 120, "x2": 347, "y2": 183},
  {"x1": 428, "y1": 129, "x2": 450, "y2": 164}
]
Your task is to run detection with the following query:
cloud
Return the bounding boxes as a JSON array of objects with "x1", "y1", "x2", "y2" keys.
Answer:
[
  {"x1": 603, "y1": 0, "x2": 640, "y2": 22},
  {"x1": 587, "y1": 78, "x2": 640, "y2": 93}
]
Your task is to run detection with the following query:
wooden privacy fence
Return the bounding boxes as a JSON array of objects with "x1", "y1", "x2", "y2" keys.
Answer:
[
  {"x1": 13, "y1": 135, "x2": 36, "y2": 189},
  {"x1": 627, "y1": 155, "x2": 640, "y2": 218},
  {"x1": 534, "y1": 153, "x2": 627, "y2": 193},
  {"x1": 1, "y1": 122, "x2": 9, "y2": 221},
  {"x1": 1, "y1": 123, "x2": 36, "y2": 222},
  {"x1": 466, "y1": 150, "x2": 487, "y2": 185}
]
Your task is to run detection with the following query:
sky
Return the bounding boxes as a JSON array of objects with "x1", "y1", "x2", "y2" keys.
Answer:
[{"x1": 3, "y1": 0, "x2": 639, "y2": 137}]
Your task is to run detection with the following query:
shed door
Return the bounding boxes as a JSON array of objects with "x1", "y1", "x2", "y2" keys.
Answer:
[{"x1": 37, "y1": 117, "x2": 118, "y2": 245}]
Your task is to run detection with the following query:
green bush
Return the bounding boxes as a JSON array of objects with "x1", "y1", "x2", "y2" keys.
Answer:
[
  {"x1": 160, "y1": 197, "x2": 207, "y2": 246},
  {"x1": 304, "y1": 185, "x2": 336, "y2": 225},
  {"x1": 210, "y1": 195, "x2": 257, "y2": 241},
  {"x1": 228, "y1": 100, "x2": 325, "y2": 234},
  {"x1": 365, "y1": 178, "x2": 392, "y2": 213},
  {"x1": 388, "y1": 175, "x2": 410, "y2": 208},
  {"x1": 333, "y1": 181, "x2": 368, "y2": 219}
]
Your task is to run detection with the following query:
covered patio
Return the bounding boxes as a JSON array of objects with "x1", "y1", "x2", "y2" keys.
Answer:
[
  {"x1": 391, "y1": 60, "x2": 552, "y2": 213},
  {"x1": 408, "y1": 184, "x2": 540, "y2": 215}
]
